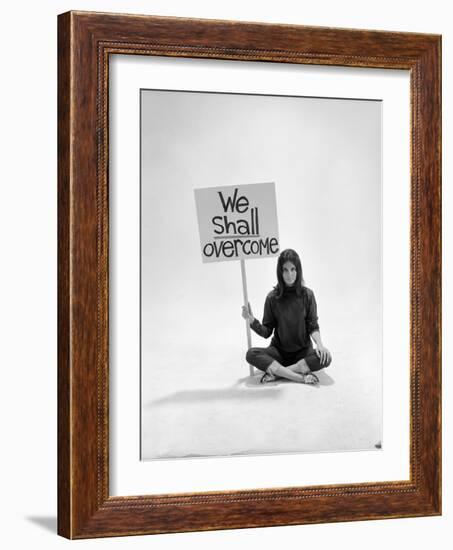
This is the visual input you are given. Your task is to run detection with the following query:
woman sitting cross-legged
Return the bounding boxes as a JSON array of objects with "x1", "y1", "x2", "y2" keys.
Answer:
[{"x1": 242, "y1": 248, "x2": 332, "y2": 384}]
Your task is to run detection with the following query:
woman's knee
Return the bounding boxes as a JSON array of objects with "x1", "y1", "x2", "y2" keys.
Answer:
[
  {"x1": 246, "y1": 348, "x2": 258, "y2": 364},
  {"x1": 308, "y1": 353, "x2": 331, "y2": 372}
]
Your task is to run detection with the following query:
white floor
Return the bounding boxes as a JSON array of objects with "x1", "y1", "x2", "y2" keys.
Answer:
[{"x1": 141, "y1": 335, "x2": 382, "y2": 460}]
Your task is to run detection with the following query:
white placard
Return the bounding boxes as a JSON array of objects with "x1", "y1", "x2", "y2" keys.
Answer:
[{"x1": 194, "y1": 182, "x2": 279, "y2": 262}]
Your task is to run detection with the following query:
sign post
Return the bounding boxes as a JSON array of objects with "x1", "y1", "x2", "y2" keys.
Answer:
[
  {"x1": 194, "y1": 182, "x2": 280, "y2": 375},
  {"x1": 240, "y1": 259, "x2": 253, "y2": 376}
]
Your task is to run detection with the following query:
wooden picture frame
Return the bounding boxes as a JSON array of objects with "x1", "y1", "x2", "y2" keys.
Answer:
[{"x1": 58, "y1": 10, "x2": 441, "y2": 539}]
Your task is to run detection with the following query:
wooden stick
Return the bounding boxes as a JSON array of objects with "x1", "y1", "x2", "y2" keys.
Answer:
[{"x1": 240, "y1": 259, "x2": 254, "y2": 376}]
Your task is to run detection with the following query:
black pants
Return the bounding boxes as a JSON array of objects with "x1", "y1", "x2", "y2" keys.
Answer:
[{"x1": 246, "y1": 345, "x2": 331, "y2": 373}]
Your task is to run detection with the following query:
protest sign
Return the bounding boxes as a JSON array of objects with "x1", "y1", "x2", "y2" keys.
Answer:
[{"x1": 194, "y1": 182, "x2": 279, "y2": 263}]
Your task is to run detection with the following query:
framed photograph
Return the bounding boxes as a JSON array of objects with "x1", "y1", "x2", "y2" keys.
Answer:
[{"x1": 58, "y1": 11, "x2": 441, "y2": 538}]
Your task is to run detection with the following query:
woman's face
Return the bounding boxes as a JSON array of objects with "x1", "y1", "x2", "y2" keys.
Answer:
[{"x1": 282, "y1": 261, "x2": 297, "y2": 287}]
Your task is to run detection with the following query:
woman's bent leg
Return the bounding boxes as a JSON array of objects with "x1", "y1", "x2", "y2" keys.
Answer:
[
  {"x1": 246, "y1": 347, "x2": 315, "y2": 383},
  {"x1": 285, "y1": 348, "x2": 331, "y2": 383},
  {"x1": 246, "y1": 346, "x2": 283, "y2": 372},
  {"x1": 301, "y1": 348, "x2": 332, "y2": 372}
]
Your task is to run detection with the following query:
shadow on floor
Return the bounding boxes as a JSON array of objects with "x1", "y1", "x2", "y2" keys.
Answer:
[
  {"x1": 315, "y1": 371, "x2": 335, "y2": 386},
  {"x1": 26, "y1": 516, "x2": 57, "y2": 534},
  {"x1": 146, "y1": 376, "x2": 283, "y2": 406},
  {"x1": 146, "y1": 371, "x2": 335, "y2": 407}
]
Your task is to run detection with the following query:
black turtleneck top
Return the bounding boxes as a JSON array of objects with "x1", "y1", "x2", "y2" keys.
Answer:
[{"x1": 250, "y1": 285, "x2": 320, "y2": 352}]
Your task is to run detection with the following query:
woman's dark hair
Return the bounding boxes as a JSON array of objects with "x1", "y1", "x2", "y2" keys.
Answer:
[{"x1": 274, "y1": 248, "x2": 305, "y2": 299}]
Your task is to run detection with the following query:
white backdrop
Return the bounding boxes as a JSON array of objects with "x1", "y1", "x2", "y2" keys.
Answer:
[{"x1": 0, "y1": 0, "x2": 450, "y2": 549}]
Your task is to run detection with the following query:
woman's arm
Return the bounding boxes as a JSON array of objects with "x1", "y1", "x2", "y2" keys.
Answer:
[
  {"x1": 250, "y1": 317, "x2": 273, "y2": 339},
  {"x1": 307, "y1": 290, "x2": 331, "y2": 365},
  {"x1": 241, "y1": 298, "x2": 274, "y2": 339},
  {"x1": 310, "y1": 330, "x2": 331, "y2": 365}
]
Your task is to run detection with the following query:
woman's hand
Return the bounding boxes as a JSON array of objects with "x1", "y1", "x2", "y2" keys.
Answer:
[
  {"x1": 315, "y1": 344, "x2": 331, "y2": 366},
  {"x1": 241, "y1": 302, "x2": 255, "y2": 324}
]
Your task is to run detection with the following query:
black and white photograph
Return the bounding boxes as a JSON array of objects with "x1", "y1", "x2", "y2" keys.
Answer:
[{"x1": 140, "y1": 89, "x2": 382, "y2": 460}]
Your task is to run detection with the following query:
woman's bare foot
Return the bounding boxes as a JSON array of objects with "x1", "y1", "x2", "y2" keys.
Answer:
[
  {"x1": 260, "y1": 372, "x2": 275, "y2": 384},
  {"x1": 287, "y1": 359, "x2": 319, "y2": 383},
  {"x1": 300, "y1": 372, "x2": 319, "y2": 384},
  {"x1": 260, "y1": 367, "x2": 276, "y2": 384}
]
